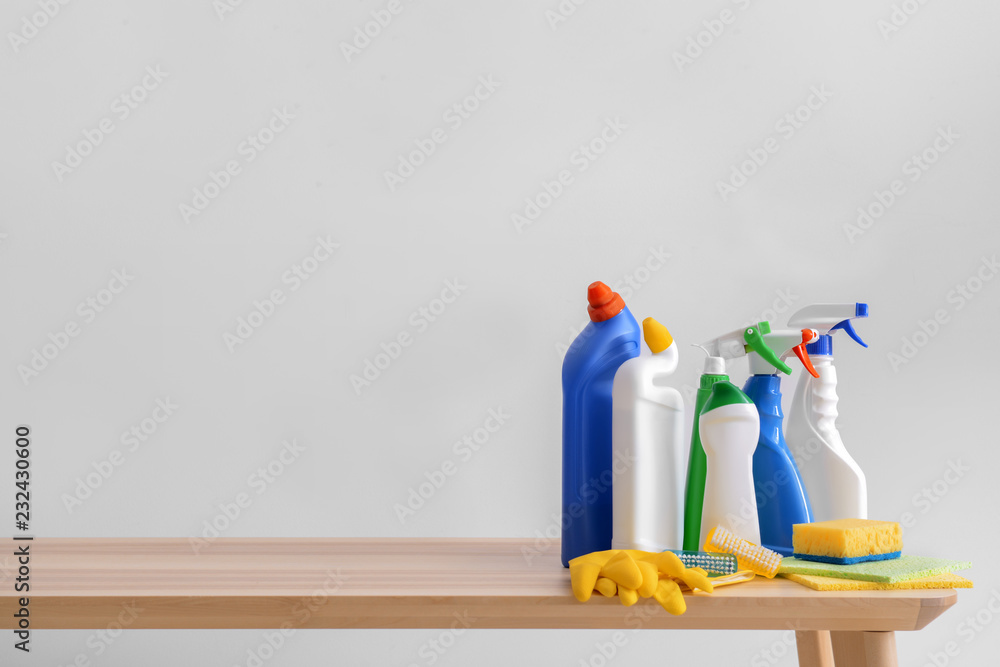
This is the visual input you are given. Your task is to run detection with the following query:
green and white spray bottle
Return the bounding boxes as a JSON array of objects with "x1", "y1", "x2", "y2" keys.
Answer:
[{"x1": 682, "y1": 322, "x2": 792, "y2": 551}]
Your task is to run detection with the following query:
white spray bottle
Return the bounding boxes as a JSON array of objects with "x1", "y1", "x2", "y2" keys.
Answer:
[
  {"x1": 612, "y1": 318, "x2": 684, "y2": 551},
  {"x1": 786, "y1": 303, "x2": 870, "y2": 521}
]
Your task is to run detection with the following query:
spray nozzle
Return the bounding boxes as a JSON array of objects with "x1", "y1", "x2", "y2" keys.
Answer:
[
  {"x1": 743, "y1": 325, "x2": 793, "y2": 375},
  {"x1": 790, "y1": 329, "x2": 820, "y2": 378},
  {"x1": 830, "y1": 319, "x2": 868, "y2": 348},
  {"x1": 787, "y1": 303, "x2": 869, "y2": 353},
  {"x1": 697, "y1": 321, "x2": 792, "y2": 375},
  {"x1": 748, "y1": 328, "x2": 820, "y2": 376}
]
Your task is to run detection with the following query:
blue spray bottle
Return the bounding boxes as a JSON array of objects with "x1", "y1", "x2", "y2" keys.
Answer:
[
  {"x1": 742, "y1": 328, "x2": 821, "y2": 556},
  {"x1": 561, "y1": 281, "x2": 641, "y2": 566}
]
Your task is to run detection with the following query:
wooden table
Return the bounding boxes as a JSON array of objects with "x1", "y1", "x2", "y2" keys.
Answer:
[{"x1": 1, "y1": 538, "x2": 956, "y2": 666}]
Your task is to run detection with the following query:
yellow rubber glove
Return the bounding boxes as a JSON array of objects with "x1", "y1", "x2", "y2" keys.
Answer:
[
  {"x1": 618, "y1": 587, "x2": 639, "y2": 606},
  {"x1": 636, "y1": 561, "x2": 658, "y2": 598},
  {"x1": 568, "y1": 549, "x2": 713, "y2": 615},
  {"x1": 569, "y1": 558, "x2": 603, "y2": 602},
  {"x1": 654, "y1": 578, "x2": 686, "y2": 615},
  {"x1": 594, "y1": 577, "x2": 618, "y2": 597},
  {"x1": 645, "y1": 551, "x2": 714, "y2": 594},
  {"x1": 599, "y1": 551, "x2": 643, "y2": 590}
]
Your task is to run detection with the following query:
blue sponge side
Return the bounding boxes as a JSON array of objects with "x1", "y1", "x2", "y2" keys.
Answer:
[{"x1": 792, "y1": 551, "x2": 902, "y2": 565}]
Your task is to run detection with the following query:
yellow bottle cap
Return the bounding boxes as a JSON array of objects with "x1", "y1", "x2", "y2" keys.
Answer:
[{"x1": 642, "y1": 317, "x2": 673, "y2": 354}]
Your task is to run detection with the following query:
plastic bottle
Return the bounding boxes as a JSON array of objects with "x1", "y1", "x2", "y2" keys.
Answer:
[
  {"x1": 561, "y1": 281, "x2": 641, "y2": 567},
  {"x1": 743, "y1": 328, "x2": 820, "y2": 556},
  {"x1": 786, "y1": 303, "x2": 870, "y2": 522},
  {"x1": 612, "y1": 318, "x2": 684, "y2": 552},
  {"x1": 682, "y1": 322, "x2": 792, "y2": 551},
  {"x1": 699, "y1": 381, "x2": 762, "y2": 546}
]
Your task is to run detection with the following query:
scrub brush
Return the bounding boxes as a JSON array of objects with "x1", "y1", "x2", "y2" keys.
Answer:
[
  {"x1": 667, "y1": 550, "x2": 738, "y2": 575},
  {"x1": 704, "y1": 525, "x2": 782, "y2": 578}
]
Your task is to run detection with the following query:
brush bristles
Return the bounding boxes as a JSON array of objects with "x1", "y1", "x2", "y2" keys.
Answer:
[
  {"x1": 669, "y1": 551, "x2": 738, "y2": 575},
  {"x1": 704, "y1": 526, "x2": 782, "y2": 578}
]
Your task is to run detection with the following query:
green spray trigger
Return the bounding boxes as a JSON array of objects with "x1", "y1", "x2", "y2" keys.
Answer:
[{"x1": 743, "y1": 324, "x2": 793, "y2": 375}]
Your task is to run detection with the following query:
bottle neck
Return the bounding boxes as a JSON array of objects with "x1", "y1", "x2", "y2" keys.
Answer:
[
  {"x1": 805, "y1": 334, "x2": 832, "y2": 356},
  {"x1": 699, "y1": 373, "x2": 728, "y2": 390}
]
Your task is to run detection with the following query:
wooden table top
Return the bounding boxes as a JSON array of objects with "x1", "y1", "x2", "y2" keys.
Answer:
[{"x1": 0, "y1": 538, "x2": 957, "y2": 630}]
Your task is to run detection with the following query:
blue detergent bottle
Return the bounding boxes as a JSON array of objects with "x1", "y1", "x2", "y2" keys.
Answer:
[
  {"x1": 742, "y1": 328, "x2": 821, "y2": 556},
  {"x1": 561, "y1": 281, "x2": 641, "y2": 567}
]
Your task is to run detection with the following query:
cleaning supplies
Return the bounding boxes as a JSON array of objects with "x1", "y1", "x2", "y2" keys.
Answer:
[
  {"x1": 778, "y1": 555, "x2": 972, "y2": 583},
  {"x1": 781, "y1": 572, "x2": 973, "y2": 591},
  {"x1": 667, "y1": 550, "x2": 738, "y2": 575},
  {"x1": 792, "y1": 519, "x2": 902, "y2": 565},
  {"x1": 562, "y1": 281, "x2": 641, "y2": 567},
  {"x1": 682, "y1": 322, "x2": 792, "y2": 551},
  {"x1": 703, "y1": 525, "x2": 782, "y2": 578},
  {"x1": 786, "y1": 303, "x2": 870, "y2": 522},
  {"x1": 698, "y1": 381, "x2": 764, "y2": 545},
  {"x1": 743, "y1": 328, "x2": 820, "y2": 556},
  {"x1": 612, "y1": 318, "x2": 684, "y2": 552},
  {"x1": 568, "y1": 548, "x2": 715, "y2": 615}
]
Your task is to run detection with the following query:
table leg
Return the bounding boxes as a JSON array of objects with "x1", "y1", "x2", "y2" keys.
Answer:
[
  {"x1": 795, "y1": 630, "x2": 834, "y2": 667},
  {"x1": 830, "y1": 631, "x2": 898, "y2": 667}
]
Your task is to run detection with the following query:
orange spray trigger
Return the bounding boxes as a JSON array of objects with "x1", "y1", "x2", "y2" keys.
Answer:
[{"x1": 792, "y1": 329, "x2": 820, "y2": 378}]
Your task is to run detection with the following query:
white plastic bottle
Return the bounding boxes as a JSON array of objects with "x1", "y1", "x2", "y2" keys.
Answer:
[
  {"x1": 611, "y1": 318, "x2": 685, "y2": 551},
  {"x1": 787, "y1": 303, "x2": 869, "y2": 521},
  {"x1": 699, "y1": 379, "x2": 761, "y2": 546}
]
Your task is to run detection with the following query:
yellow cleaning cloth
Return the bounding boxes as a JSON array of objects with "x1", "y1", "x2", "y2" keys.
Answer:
[{"x1": 781, "y1": 571, "x2": 973, "y2": 591}]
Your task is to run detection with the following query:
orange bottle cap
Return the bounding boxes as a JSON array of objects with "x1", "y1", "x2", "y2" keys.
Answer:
[{"x1": 587, "y1": 281, "x2": 625, "y2": 322}]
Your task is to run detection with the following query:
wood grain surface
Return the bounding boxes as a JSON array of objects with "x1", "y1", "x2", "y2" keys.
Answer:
[{"x1": 0, "y1": 538, "x2": 957, "y2": 630}]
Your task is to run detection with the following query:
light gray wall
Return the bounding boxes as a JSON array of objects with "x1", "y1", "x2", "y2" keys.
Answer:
[{"x1": 2, "y1": 0, "x2": 998, "y2": 665}]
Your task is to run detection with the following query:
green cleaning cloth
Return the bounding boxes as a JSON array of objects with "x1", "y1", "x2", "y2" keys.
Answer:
[{"x1": 778, "y1": 555, "x2": 971, "y2": 584}]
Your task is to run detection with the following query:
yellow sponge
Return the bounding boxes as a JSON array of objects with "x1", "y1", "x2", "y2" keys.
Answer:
[
  {"x1": 781, "y1": 572, "x2": 973, "y2": 591},
  {"x1": 792, "y1": 519, "x2": 902, "y2": 564}
]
